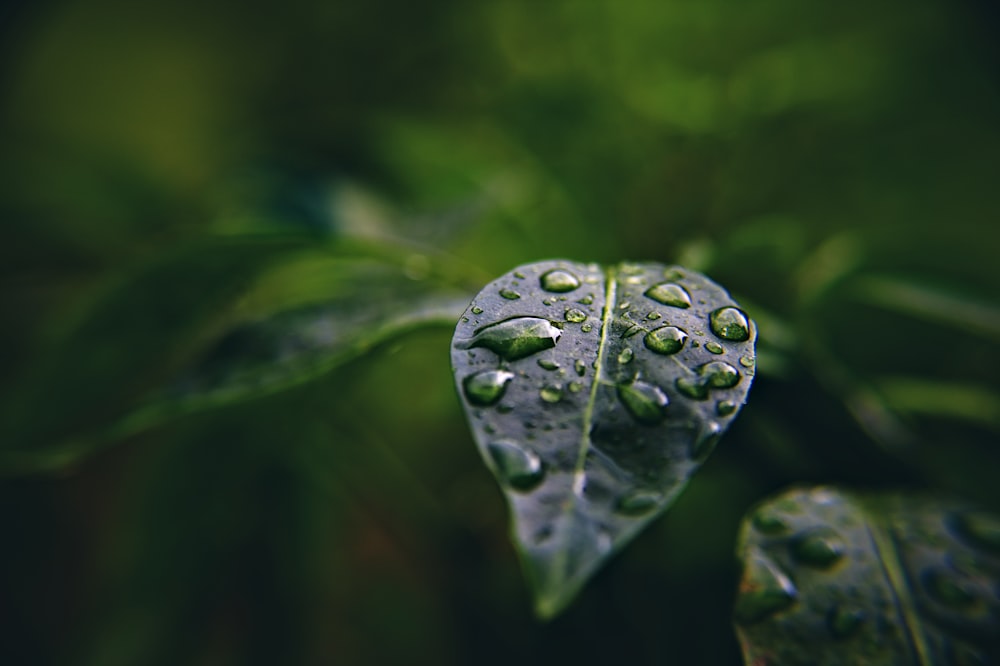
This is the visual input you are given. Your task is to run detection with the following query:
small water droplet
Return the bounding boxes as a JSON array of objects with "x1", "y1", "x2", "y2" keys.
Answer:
[
  {"x1": 716, "y1": 400, "x2": 737, "y2": 416},
  {"x1": 702, "y1": 361, "x2": 741, "y2": 389},
  {"x1": 705, "y1": 341, "x2": 724, "y2": 354},
  {"x1": 615, "y1": 490, "x2": 663, "y2": 516},
  {"x1": 463, "y1": 370, "x2": 515, "y2": 406},
  {"x1": 617, "y1": 348, "x2": 634, "y2": 364},
  {"x1": 540, "y1": 269, "x2": 580, "y2": 293},
  {"x1": 710, "y1": 307, "x2": 751, "y2": 341},
  {"x1": 461, "y1": 316, "x2": 469, "y2": 323},
  {"x1": 663, "y1": 268, "x2": 684, "y2": 281},
  {"x1": 574, "y1": 359, "x2": 586, "y2": 376},
  {"x1": 923, "y1": 568, "x2": 977, "y2": 608},
  {"x1": 540, "y1": 384, "x2": 564, "y2": 403},
  {"x1": 513, "y1": 271, "x2": 526, "y2": 279},
  {"x1": 827, "y1": 605, "x2": 866, "y2": 639},
  {"x1": 691, "y1": 422, "x2": 721, "y2": 460},
  {"x1": 624, "y1": 275, "x2": 644, "y2": 285},
  {"x1": 739, "y1": 355, "x2": 755, "y2": 369},
  {"x1": 499, "y1": 288, "x2": 521, "y2": 300},
  {"x1": 646, "y1": 312, "x2": 661, "y2": 321},
  {"x1": 455, "y1": 317, "x2": 561, "y2": 361},
  {"x1": 644, "y1": 283, "x2": 692, "y2": 308},
  {"x1": 644, "y1": 326, "x2": 688, "y2": 355},
  {"x1": 791, "y1": 529, "x2": 845, "y2": 568},
  {"x1": 676, "y1": 377, "x2": 708, "y2": 400},
  {"x1": 617, "y1": 380, "x2": 669, "y2": 425},
  {"x1": 577, "y1": 293, "x2": 594, "y2": 305},
  {"x1": 752, "y1": 509, "x2": 789, "y2": 535},
  {"x1": 734, "y1": 555, "x2": 798, "y2": 625},
  {"x1": 568, "y1": 381, "x2": 583, "y2": 393},
  {"x1": 487, "y1": 440, "x2": 545, "y2": 491},
  {"x1": 581, "y1": 323, "x2": 594, "y2": 332},
  {"x1": 471, "y1": 306, "x2": 483, "y2": 315},
  {"x1": 537, "y1": 358, "x2": 559, "y2": 371},
  {"x1": 565, "y1": 308, "x2": 587, "y2": 323}
]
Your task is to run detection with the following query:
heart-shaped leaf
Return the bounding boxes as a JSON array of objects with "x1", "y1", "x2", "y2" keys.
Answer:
[
  {"x1": 450, "y1": 260, "x2": 757, "y2": 618},
  {"x1": 734, "y1": 487, "x2": 1000, "y2": 665}
]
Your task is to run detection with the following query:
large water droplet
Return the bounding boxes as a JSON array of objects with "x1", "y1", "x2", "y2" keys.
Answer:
[
  {"x1": 923, "y1": 568, "x2": 977, "y2": 608},
  {"x1": 540, "y1": 269, "x2": 580, "y2": 293},
  {"x1": 540, "y1": 384, "x2": 564, "y2": 403},
  {"x1": 615, "y1": 490, "x2": 663, "y2": 516},
  {"x1": 455, "y1": 317, "x2": 561, "y2": 361},
  {"x1": 644, "y1": 326, "x2": 688, "y2": 355},
  {"x1": 734, "y1": 554, "x2": 798, "y2": 625},
  {"x1": 702, "y1": 361, "x2": 741, "y2": 389},
  {"x1": 463, "y1": 370, "x2": 514, "y2": 406},
  {"x1": 617, "y1": 380, "x2": 669, "y2": 425},
  {"x1": 705, "y1": 341, "x2": 724, "y2": 355},
  {"x1": 487, "y1": 440, "x2": 545, "y2": 491},
  {"x1": 565, "y1": 308, "x2": 587, "y2": 323},
  {"x1": 644, "y1": 282, "x2": 692, "y2": 308},
  {"x1": 499, "y1": 288, "x2": 521, "y2": 300},
  {"x1": 710, "y1": 307, "x2": 750, "y2": 341},
  {"x1": 791, "y1": 529, "x2": 845, "y2": 568},
  {"x1": 617, "y1": 347, "x2": 634, "y2": 364},
  {"x1": 827, "y1": 605, "x2": 866, "y2": 639}
]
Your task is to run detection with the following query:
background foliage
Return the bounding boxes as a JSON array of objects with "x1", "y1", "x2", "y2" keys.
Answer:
[{"x1": 2, "y1": 0, "x2": 999, "y2": 664}]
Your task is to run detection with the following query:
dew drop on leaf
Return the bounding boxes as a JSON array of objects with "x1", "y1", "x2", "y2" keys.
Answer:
[
  {"x1": 500, "y1": 288, "x2": 521, "y2": 300},
  {"x1": 463, "y1": 370, "x2": 515, "y2": 406},
  {"x1": 455, "y1": 317, "x2": 561, "y2": 362},
  {"x1": 790, "y1": 529, "x2": 846, "y2": 568},
  {"x1": 487, "y1": 440, "x2": 545, "y2": 491},
  {"x1": 565, "y1": 308, "x2": 587, "y2": 323},
  {"x1": 710, "y1": 307, "x2": 751, "y2": 341},
  {"x1": 617, "y1": 347, "x2": 634, "y2": 364},
  {"x1": 540, "y1": 384, "x2": 564, "y2": 403},
  {"x1": 617, "y1": 380, "x2": 669, "y2": 425},
  {"x1": 540, "y1": 269, "x2": 581, "y2": 293},
  {"x1": 615, "y1": 490, "x2": 663, "y2": 516},
  {"x1": 644, "y1": 282, "x2": 692, "y2": 308},
  {"x1": 643, "y1": 325, "x2": 688, "y2": 355},
  {"x1": 734, "y1": 554, "x2": 798, "y2": 625},
  {"x1": 705, "y1": 341, "x2": 724, "y2": 354}
]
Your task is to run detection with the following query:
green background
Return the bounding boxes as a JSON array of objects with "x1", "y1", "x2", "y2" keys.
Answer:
[{"x1": 2, "y1": 1, "x2": 999, "y2": 664}]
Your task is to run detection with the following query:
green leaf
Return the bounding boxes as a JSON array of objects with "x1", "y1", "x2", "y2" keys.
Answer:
[
  {"x1": 734, "y1": 487, "x2": 1000, "y2": 665},
  {"x1": 450, "y1": 260, "x2": 757, "y2": 618}
]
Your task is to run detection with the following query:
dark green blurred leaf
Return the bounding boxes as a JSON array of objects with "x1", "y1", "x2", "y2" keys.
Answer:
[
  {"x1": 734, "y1": 487, "x2": 1000, "y2": 665},
  {"x1": 451, "y1": 260, "x2": 756, "y2": 618}
]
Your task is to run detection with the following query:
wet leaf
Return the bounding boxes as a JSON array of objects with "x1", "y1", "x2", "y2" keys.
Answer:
[
  {"x1": 450, "y1": 260, "x2": 757, "y2": 618},
  {"x1": 734, "y1": 487, "x2": 1000, "y2": 665}
]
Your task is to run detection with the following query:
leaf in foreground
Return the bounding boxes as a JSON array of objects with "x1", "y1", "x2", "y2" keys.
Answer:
[
  {"x1": 734, "y1": 486, "x2": 1000, "y2": 665},
  {"x1": 450, "y1": 260, "x2": 757, "y2": 618}
]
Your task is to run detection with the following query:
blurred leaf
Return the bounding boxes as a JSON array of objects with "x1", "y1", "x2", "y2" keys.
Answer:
[
  {"x1": 451, "y1": 260, "x2": 757, "y2": 618},
  {"x1": 734, "y1": 486, "x2": 1000, "y2": 665},
  {"x1": 874, "y1": 377, "x2": 1000, "y2": 432}
]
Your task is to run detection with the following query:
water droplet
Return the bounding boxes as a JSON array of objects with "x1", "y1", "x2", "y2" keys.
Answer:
[
  {"x1": 827, "y1": 605, "x2": 866, "y2": 639},
  {"x1": 644, "y1": 326, "x2": 688, "y2": 355},
  {"x1": 716, "y1": 400, "x2": 737, "y2": 416},
  {"x1": 615, "y1": 490, "x2": 663, "y2": 516},
  {"x1": 646, "y1": 312, "x2": 661, "y2": 321},
  {"x1": 540, "y1": 269, "x2": 580, "y2": 293},
  {"x1": 752, "y1": 509, "x2": 789, "y2": 535},
  {"x1": 623, "y1": 275, "x2": 644, "y2": 285},
  {"x1": 471, "y1": 306, "x2": 483, "y2": 315},
  {"x1": 462, "y1": 370, "x2": 515, "y2": 406},
  {"x1": 577, "y1": 293, "x2": 594, "y2": 305},
  {"x1": 739, "y1": 355, "x2": 755, "y2": 369},
  {"x1": 581, "y1": 323, "x2": 594, "y2": 332},
  {"x1": 734, "y1": 554, "x2": 798, "y2": 625},
  {"x1": 676, "y1": 377, "x2": 708, "y2": 400},
  {"x1": 455, "y1": 317, "x2": 561, "y2": 361},
  {"x1": 617, "y1": 347, "x2": 634, "y2": 364},
  {"x1": 663, "y1": 268, "x2": 684, "y2": 281},
  {"x1": 791, "y1": 529, "x2": 845, "y2": 568},
  {"x1": 565, "y1": 308, "x2": 587, "y2": 323},
  {"x1": 705, "y1": 341, "x2": 724, "y2": 354},
  {"x1": 513, "y1": 271, "x2": 526, "y2": 279},
  {"x1": 710, "y1": 307, "x2": 751, "y2": 341},
  {"x1": 537, "y1": 358, "x2": 559, "y2": 371},
  {"x1": 499, "y1": 288, "x2": 521, "y2": 300},
  {"x1": 953, "y1": 510, "x2": 1000, "y2": 554},
  {"x1": 644, "y1": 282, "x2": 692, "y2": 308},
  {"x1": 702, "y1": 361, "x2": 741, "y2": 389},
  {"x1": 487, "y1": 440, "x2": 545, "y2": 491},
  {"x1": 617, "y1": 380, "x2": 669, "y2": 425},
  {"x1": 568, "y1": 381, "x2": 583, "y2": 393},
  {"x1": 691, "y1": 422, "x2": 721, "y2": 460},
  {"x1": 923, "y1": 568, "x2": 977, "y2": 608},
  {"x1": 574, "y1": 359, "x2": 586, "y2": 377},
  {"x1": 540, "y1": 384, "x2": 564, "y2": 403}
]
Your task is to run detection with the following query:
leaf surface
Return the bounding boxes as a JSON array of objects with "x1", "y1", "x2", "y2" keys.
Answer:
[
  {"x1": 450, "y1": 260, "x2": 757, "y2": 617},
  {"x1": 734, "y1": 487, "x2": 1000, "y2": 665}
]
